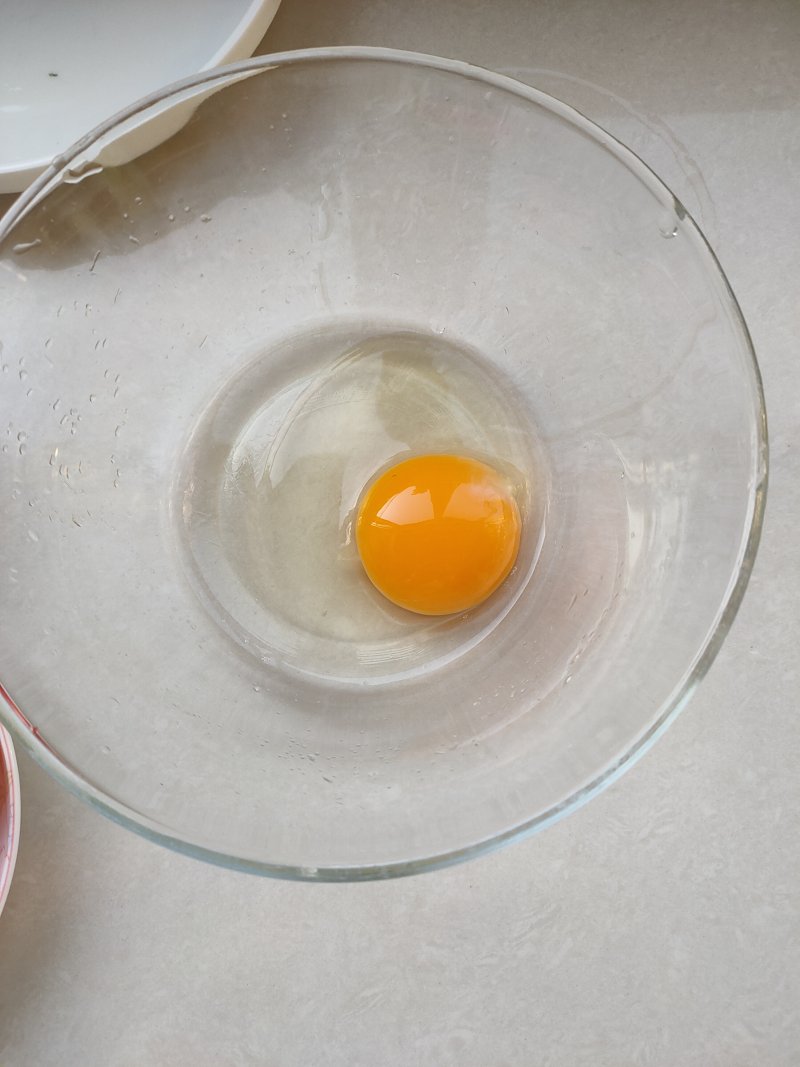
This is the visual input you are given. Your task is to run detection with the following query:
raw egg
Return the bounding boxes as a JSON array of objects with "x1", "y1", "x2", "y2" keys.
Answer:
[{"x1": 356, "y1": 454, "x2": 522, "y2": 616}]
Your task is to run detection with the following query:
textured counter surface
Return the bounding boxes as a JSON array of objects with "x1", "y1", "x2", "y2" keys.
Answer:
[{"x1": 1, "y1": 1, "x2": 798, "y2": 1063}]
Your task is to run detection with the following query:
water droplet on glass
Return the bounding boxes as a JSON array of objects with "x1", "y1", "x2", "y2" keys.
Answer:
[
  {"x1": 12, "y1": 239, "x2": 42, "y2": 254},
  {"x1": 658, "y1": 212, "x2": 678, "y2": 238},
  {"x1": 63, "y1": 160, "x2": 103, "y2": 184}
]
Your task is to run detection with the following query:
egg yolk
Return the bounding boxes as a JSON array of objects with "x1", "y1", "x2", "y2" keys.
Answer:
[{"x1": 355, "y1": 454, "x2": 522, "y2": 616}]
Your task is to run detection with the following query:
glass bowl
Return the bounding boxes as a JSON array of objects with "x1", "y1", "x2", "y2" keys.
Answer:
[{"x1": 0, "y1": 48, "x2": 767, "y2": 880}]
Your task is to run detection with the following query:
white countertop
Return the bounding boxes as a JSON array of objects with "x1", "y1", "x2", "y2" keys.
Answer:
[{"x1": 1, "y1": 1, "x2": 799, "y2": 1063}]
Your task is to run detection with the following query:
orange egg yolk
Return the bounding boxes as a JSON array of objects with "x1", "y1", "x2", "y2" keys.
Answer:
[{"x1": 355, "y1": 454, "x2": 522, "y2": 616}]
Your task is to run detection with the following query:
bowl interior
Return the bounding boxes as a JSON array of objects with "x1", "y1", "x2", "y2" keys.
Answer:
[{"x1": 0, "y1": 50, "x2": 765, "y2": 878}]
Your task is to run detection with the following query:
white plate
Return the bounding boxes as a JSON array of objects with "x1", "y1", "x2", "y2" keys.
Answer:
[{"x1": 0, "y1": 0, "x2": 281, "y2": 193}]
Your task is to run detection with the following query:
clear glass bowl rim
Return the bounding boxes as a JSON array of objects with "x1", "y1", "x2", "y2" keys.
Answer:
[{"x1": 0, "y1": 46, "x2": 769, "y2": 881}]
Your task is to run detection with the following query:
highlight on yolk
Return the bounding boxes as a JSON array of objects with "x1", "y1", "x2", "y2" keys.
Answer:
[{"x1": 355, "y1": 454, "x2": 522, "y2": 616}]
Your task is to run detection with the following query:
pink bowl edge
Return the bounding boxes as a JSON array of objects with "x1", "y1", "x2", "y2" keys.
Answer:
[{"x1": 0, "y1": 724, "x2": 21, "y2": 916}]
